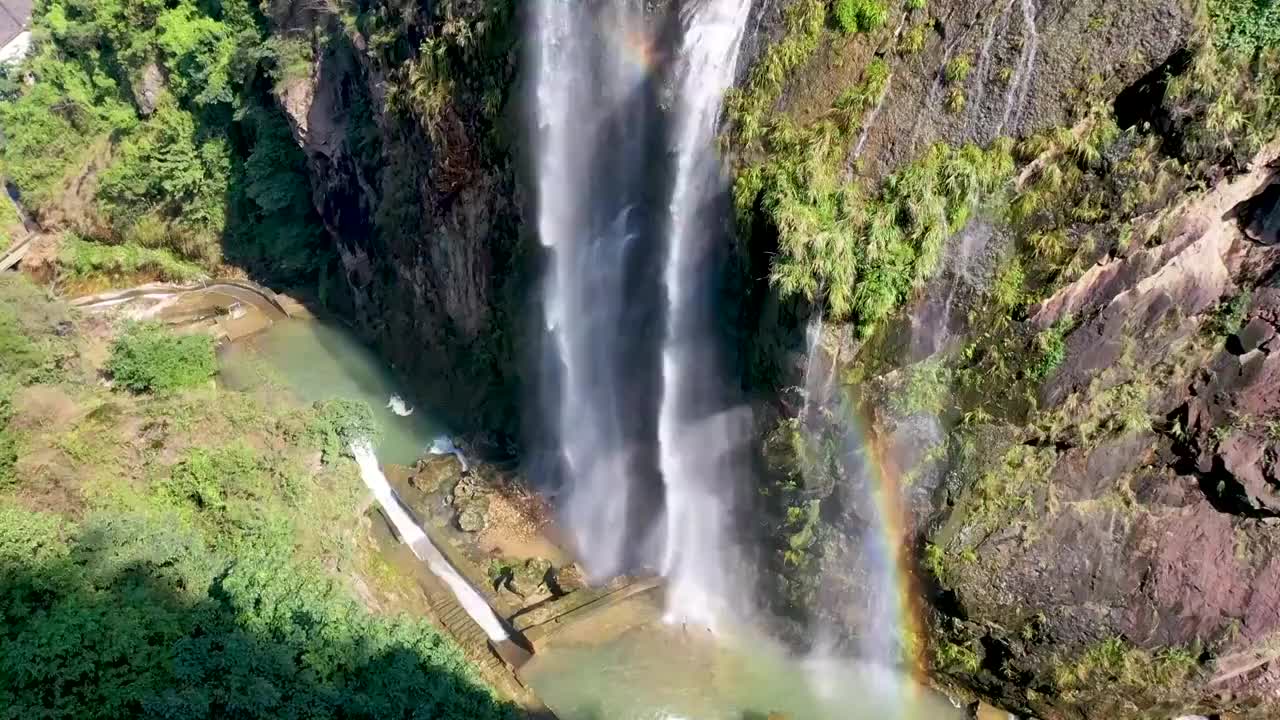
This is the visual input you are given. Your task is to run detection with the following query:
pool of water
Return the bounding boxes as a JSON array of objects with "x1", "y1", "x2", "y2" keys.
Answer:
[
  {"x1": 220, "y1": 319, "x2": 442, "y2": 465},
  {"x1": 523, "y1": 625, "x2": 961, "y2": 720}
]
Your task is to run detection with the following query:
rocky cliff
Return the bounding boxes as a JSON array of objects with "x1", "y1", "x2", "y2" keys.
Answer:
[
  {"x1": 731, "y1": 1, "x2": 1280, "y2": 718},
  {"x1": 264, "y1": 0, "x2": 1280, "y2": 716},
  {"x1": 268, "y1": 0, "x2": 525, "y2": 438}
]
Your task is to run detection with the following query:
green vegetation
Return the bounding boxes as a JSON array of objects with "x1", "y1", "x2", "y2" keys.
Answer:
[
  {"x1": 934, "y1": 638, "x2": 981, "y2": 674},
  {"x1": 898, "y1": 23, "x2": 927, "y2": 54},
  {"x1": 945, "y1": 55, "x2": 972, "y2": 85},
  {"x1": 748, "y1": 136, "x2": 1012, "y2": 334},
  {"x1": 107, "y1": 322, "x2": 216, "y2": 394},
  {"x1": 1054, "y1": 637, "x2": 1202, "y2": 704},
  {"x1": 726, "y1": 0, "x2": 826, "y2": 146},
  {"x1": 833, "y1": 0, "x2": 889, "y2": 34},
  {"x1": 0, "y1": 0, "x2": 327, "y2": 284},
  {"x1": 1029, "y1": 317, "x2": 1072, "y2": 381},
  {"x1": 894, "y1": 359, "x2": 951, "y2": 415},
  {"x1": 0, "y1": 272, "x2": 514, "y2": 719},
  {"x1": 309, "y1": 398, "x2": 380, "y2": 464},
  {"x1": 1208, "y1": 0, "x2": 1280, "y2": 53},
  {"x1": 1206, "y1": 289, "x2": 1252, "y2": 338},
  {"x1": 59, "y1": 236, "x2": 206, "y2": 284}
]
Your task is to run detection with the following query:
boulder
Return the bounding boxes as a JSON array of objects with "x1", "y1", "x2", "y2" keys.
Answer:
[
  {"x1": 456, "y1": 501, "x2": 488, "y2": 533},
  {"x1": 410, "y1": 454, "x2": 462, "y2": 494},
  {"x1": 133, "y1": 63, "x2": 165, "y2": 116},
  {"x1": 508, "y1": 558, "x2": 553, "y2": 599}
]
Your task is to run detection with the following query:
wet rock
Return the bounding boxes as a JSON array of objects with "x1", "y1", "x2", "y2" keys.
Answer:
[
  {"x1": 456, "y1": 501, "x2": 488, "y2": 533},
  {"x1": 508, "y1": 558, "x2": 553, "y2": 599},
  {"x1": 410, "y1": 454, "x2": 462, "y2": 494}
]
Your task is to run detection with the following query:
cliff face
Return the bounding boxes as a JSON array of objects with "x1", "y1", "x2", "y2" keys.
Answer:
[
  {"x1": 729, "y1": 1, "x2": 1280, "y2": 718},
  {"x1": 270, "y1": 0, "x2": 525, "y2": 439},
  {"x1": 266, "y1": 0, "x2": 1280, "y2": 716}
]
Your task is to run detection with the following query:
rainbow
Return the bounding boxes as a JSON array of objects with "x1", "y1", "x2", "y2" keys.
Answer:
[{"x1": 807, "y1": 384, "x2": 933, "y2": 711}]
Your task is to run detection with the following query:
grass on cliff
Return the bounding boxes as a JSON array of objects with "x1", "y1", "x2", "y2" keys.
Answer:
[
  {"x1": 0, "y1": 273, "x2": 516, "y2": 719},
  {"x1": 1053, "y1": 637, "x2": 1203, "y2": 707}
]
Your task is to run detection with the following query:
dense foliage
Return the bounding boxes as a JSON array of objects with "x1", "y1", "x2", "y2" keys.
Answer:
[
  {"x1": 0, "y1": 274, "x2": 515, "y2": 719},
  {"x1": 107, "y1": 321, "x2": 216, "y2": 393},
  {"x1": 0, "y1": 0, "x2": 327, "y2": 284}
]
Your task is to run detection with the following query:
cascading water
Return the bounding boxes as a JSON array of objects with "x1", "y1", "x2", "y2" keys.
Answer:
[
  {"x1": 530, "y1": 0, "x2": 665, "y2": 580},
  {"x1": 657, "y1": 0, "x2": 754, "y2": 630},
  {"x1": 530, "y1": 0, "x2": 754, "y2": 628},
  {"x1": 351, "y1": 441, "x2": 508, "y2": 641},
  {"x1": 996, "y1": 0, "x2": 1040, "y2": 135}
]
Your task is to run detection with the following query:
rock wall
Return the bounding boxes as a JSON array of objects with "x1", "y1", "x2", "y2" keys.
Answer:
[{"x1": 269, "y1": 1, "x2": 526, "y2": 438}]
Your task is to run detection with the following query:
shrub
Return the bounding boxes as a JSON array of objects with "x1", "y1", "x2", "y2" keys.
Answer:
[
  {"x1": 0, "y1": 430, "x2": 15, "y2": 487},
  {"x1": 945, "y1": 56, "x2": 973, "y2": 84},
  {"x1": 107, "y1": 322, "x2": 216, "y2": 393},
  {"x1": 1209, "y1": 0, "x2": 1280, "y2": 53},
  {"x1": 309, "y1": 399, "x2": 379, "y2": 463},
  {"x1": 834, "y1": 0, "x2": 889, "y2": 33}
]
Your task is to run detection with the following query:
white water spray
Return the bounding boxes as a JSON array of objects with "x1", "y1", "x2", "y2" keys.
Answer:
[
  {"x1": 531, "y1": 0, "x2": 656, "y2": 580},
  {"x1": 427, "y1": 434, "x2": 470, "y2": 472},
  {"x1": 996, "y1": 0, "x2": 1040, "y2": 135},
  {"x1": 657, "y1": 0, "x2": 754, "y2": 631},
  {"x1": 387, "y1": 394, "x2": 414, "y2": 416},
  {"x1": 350, "y1": 441, "x2": 507, "y2": 641}
]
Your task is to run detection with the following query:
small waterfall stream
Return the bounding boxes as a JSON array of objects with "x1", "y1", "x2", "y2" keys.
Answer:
[
  {"x1": 996, "y1": 0, "x2": 1040, "y2": 135},
  {"x1": 351, "y1": 441, "x2": 508, "y2": 641}
]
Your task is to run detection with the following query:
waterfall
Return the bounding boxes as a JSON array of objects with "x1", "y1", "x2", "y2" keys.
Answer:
[
  {"x1": 996, "y1": 0, "x2": 1040, "y2": 135},
  {"x1": 530, "y1": 0, "x2": 754, "y2": 628},
  {"x1": 530, "y1": 0, "x2": 662, "y2": 580},
  {"x1": 656, "y1": 0, "x2": 754, "y2": 630},
  {"x1": 351, "y1": 441, "x2": 509, "y2": 641},
  {"x1": 968, "y1": 0, "x2": 1016, "y2": 129}
]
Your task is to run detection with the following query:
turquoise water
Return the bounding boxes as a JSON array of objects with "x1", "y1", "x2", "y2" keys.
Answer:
[
  {"x1": 523, "y1": 626, "x2": 961, "y2": 720},
  {"x1": 220, "y1": 319, "x2": 442, "y2": 465}
]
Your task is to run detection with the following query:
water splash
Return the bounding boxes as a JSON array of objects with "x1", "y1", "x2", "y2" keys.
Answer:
[
  {"x1": 427, "y1": 434, "x2": 470, "y2": 472},
  {"x1": 996, "y1": 0, "x2": 1040, "y2": 135},
  {"x1": 657, "y1": 0, "x2": 755, "y2": 631},
  {"x1": 350, "y1": 441, "x2": 507, "y2": 641},
  {"x1": 387, "y1": 394, "x2": 414, "y2": 417}
]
